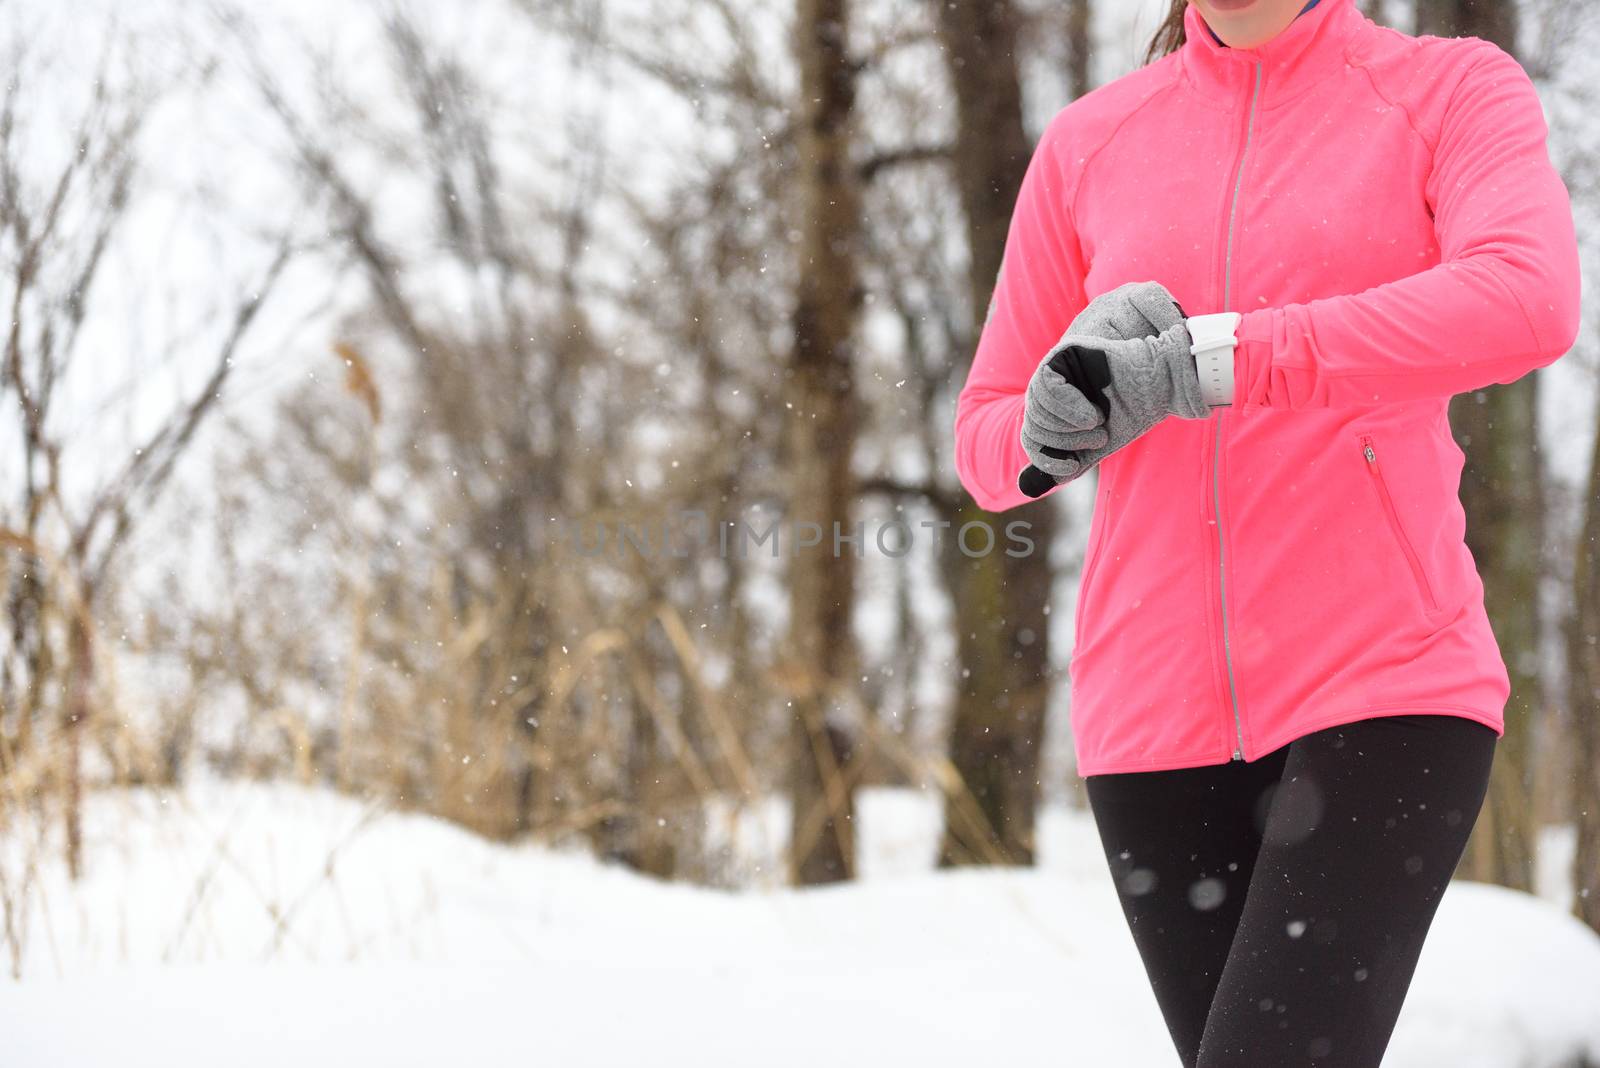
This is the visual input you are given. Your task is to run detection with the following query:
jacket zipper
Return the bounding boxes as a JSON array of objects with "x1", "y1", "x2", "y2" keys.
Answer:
[
  {"x1": 1360, "y1": 434, "x2": 1441, "y2": 613},
  {"x1": 1215, "y1": 62, "x2": 1262, "y2": 762}
]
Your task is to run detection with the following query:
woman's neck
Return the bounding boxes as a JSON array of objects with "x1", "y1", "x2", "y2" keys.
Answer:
[{"x1": 1206, "y1": 0, "x2": 1323, "y2": 47}]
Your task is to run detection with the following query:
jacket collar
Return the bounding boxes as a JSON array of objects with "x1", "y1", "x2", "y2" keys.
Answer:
[{"x1": 1179, "y1": 0, "x2": 1365, "y2": 110}]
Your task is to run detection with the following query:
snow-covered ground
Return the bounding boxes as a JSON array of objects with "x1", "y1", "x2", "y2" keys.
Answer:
[{"x1": 0, "y1": 782, "x2": 1597, "y2": 1066}]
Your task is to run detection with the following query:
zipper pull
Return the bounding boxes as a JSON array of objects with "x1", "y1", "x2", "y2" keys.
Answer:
[{"x1": 1361, "y1": 435, "x2": 1376, "y2": 465}]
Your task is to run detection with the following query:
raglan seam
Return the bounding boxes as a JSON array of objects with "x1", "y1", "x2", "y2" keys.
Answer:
[
  {"x1": 1347, "y1": 36, "x2": 1551, "y2": 355},
  {"x1": 1344, "y1": 37, "x2": 1436, "y2": 154},
  {"x1": 1066, "y1": 71, "x2": 1187, "y2": 241}
]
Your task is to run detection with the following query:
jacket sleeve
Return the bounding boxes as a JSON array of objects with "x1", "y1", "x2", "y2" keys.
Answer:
[
  {"x1": 953, "y1": 113, "x2": 1091, "y2": 512},
  {"x1": 1230, "y1": 42, "x2": 1581, "y2": 410}
]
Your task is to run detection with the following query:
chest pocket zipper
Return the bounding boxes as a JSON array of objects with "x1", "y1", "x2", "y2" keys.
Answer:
[{"x1": 1360, "y1": 434, "x2": 1440, "y2": 614}]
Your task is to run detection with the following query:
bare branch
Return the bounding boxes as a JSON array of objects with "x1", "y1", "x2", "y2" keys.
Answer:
[{"x1": 80, "y1": 239, "x2": 295, "y2": 590}]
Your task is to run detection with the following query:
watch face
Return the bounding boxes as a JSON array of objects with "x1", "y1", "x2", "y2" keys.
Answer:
[{"x1": 1189, "y1": 313, "x2": 1239, "y2": 347}]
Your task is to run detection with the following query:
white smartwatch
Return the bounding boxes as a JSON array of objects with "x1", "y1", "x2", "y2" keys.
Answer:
[{"x1": 1185, "y1": 311, "x2": 1240, "y2": 408}]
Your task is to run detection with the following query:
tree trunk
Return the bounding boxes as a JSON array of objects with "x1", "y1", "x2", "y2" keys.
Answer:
[
  {"x1": 1066, "y1": 0, "x2": 1092, "y2": 100},
  {"x1": 786, "y1": 0, "x2": 862, "y2": 886},
  {"x1": 64, "y1": 611, "x2": 93, "y2": 881},
  {"x1": 1420, "y1": 0, "x2": 1539, "y2": 892},
  {"x1": 937, "y1": 497, "x2": 1054, "y2": 865},
  {"x1": 1452, "y1": 382, "x2": 1543, "y2": 891},
  {"x1": 1413, "y1": 0, "x2": 1517, "y2": 42},
  {"x1": 934, "y1": 0, "x2": 1074, "y2": 866},
  {"x1": 1567, "y1": 376, "x2": 1600, "y2": 935}
]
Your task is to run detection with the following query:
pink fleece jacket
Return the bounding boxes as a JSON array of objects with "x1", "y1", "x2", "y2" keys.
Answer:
[{"x1": 954, "y1": 0, "x2": 1581, "y2": 775}]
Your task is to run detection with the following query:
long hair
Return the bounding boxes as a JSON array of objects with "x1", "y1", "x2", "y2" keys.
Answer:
[{"x1": 1144, "y1": 0, "x2": 1189, "y2": 65}]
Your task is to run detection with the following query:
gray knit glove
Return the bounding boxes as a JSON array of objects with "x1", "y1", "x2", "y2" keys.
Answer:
[{"x1": 1018, "y1": 282, "x2": 1207, "y2": 496}]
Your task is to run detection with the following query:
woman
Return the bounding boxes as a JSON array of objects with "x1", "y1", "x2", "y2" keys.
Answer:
[{"x1": 953, "y1": 0, "x2": 1581, "y2": 1065}]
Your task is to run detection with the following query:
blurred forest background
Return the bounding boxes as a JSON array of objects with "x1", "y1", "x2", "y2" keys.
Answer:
[{"x1": 1, "y1": 0, "x2": 1598, "y2": 958}]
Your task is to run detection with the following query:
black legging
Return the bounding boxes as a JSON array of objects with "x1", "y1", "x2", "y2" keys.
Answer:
[{"x1": 1084, "y1": 713, "x2": 1497, "y2": 1067}]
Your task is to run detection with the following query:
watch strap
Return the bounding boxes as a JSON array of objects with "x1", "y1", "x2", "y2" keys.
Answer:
[{"x1": 1185, "y1": 311, "x2": 1240, "y2": 408}]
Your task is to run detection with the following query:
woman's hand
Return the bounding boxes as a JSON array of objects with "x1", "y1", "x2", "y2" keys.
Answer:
[{"x1": 1018, "y1": 282, "x2": 1207, "y2": 494}]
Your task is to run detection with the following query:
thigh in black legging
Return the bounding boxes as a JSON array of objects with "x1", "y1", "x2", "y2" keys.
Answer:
[
  {"x1": 1085, "y1": 747, "x2": 1289, "y2": 1067},
  {"x1": 1197, "y1": 713, "x2": 1497, "y2": 1067}
]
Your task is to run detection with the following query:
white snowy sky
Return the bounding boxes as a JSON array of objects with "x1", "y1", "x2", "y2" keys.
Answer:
[
  {"x1": 11, "y1": 0, "x2": 1591, "y2": 510},
  {"x1": 6, "y1": 0, "x2": 1596, "y2": 771}
]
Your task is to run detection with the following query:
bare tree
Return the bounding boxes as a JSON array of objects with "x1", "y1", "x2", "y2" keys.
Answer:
[
  {"x1": 1415, "y1": 0, "x2": 1519, "y2": 40},
  {"x1": 1569, "y1": 364, "x2": 1600, "y2": 934},
  {"x1": 931, "y1": 0, "x2": 1071, "y2": 866},
  {"x1": 1064, "y1": 0, "x2": 1093, "y2": 100},
  {"x1": 1416, "y1": 0, "x2": 1542, "y2": 892},
  {"x1": 0, "y1": 37, "x2": 290, "y2": 876},
  {"x1": 784, "y1": 0, "x2": 865, "y2": 885}
]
